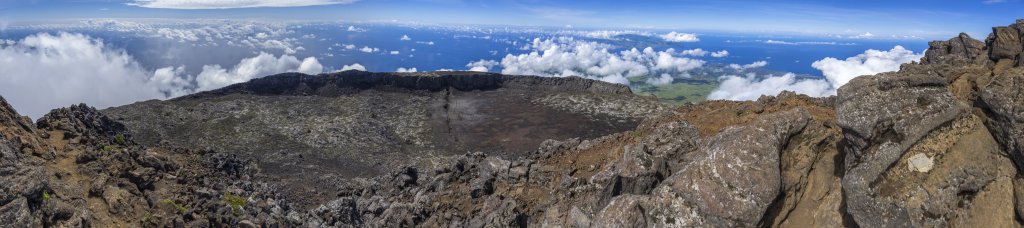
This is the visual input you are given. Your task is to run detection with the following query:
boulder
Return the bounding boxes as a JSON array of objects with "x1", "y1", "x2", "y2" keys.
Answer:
[{"x1": 988, "y1": 26, "x2": 1022, "y2": 61}]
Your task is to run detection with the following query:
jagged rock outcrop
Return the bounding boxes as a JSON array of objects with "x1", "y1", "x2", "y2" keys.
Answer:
[{"x1": 922, "y1": 32, "x2": 987, "y2": 65}]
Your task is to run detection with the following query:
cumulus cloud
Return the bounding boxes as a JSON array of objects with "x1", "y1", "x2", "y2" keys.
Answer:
[
  {"x1": 396, "y1": 67, "x2": 418, "y2": 73},
  {"x1": 708, "y1": 73, "x2": 833, "y2": 100},
  {"x1": 710, "y1": 50, "x2": 729, "y2": 58},
  {"x1": 0, "y1": 32, "x2": 166, "y2": 118},
  {"x1": 339, "y1": 63, "x2": 366, "y2": 71},
  {"x1": 660, "y1": 32, "x2": 699, "y2": 42},
  {"x1": 400, "y1": 35, "x2": 411, "y2": 41},
  {"x1": 196, "y1": 52, "x2": 322, "y2": 91},
  {"x1": 466, "y1": 59, "x2": 498, "y2": 72},
  {"x1": 469, "y1": 37, "x2": 704, "y2": 85},
  {"x1": 710, "y1": 46, "x2": 923, "y2": 101},
  {"x1": 359, "y1": 46, "x2": 379, "y2": 53},
  {"x1": 0, "y1": 32, "x2": 326, "y2": 118},
  {"x1": 347, "y1": 26, "x2": 366, "y2": 32},
  {"x1": 728, "y1": 60, "x2": 768, "y2": 70},
  {"x1": 416, "y1": 41, "x2": 435, "y2": 45},
  {"x1": 811, "y1": 45, "x2": 922, "y2": 89},
  {"x1": 678, "y1": 48, "x2": 708, "y2": 57},
  {"x1": 576, "y1": 30, "x2": 652, "y2": 40},
  {"x1": 128, "y1": 0, "x2": 359, "y2": 9}
]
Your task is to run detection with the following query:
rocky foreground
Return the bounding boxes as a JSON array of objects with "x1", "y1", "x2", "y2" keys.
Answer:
[{"x1": 3, "y1": 20, "x2": 1024, "y2": 227}]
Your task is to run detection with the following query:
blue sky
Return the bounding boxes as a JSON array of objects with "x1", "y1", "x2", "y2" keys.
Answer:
[{"x1": 2, "y1": 0, "x2": 1021, "y2": 39}]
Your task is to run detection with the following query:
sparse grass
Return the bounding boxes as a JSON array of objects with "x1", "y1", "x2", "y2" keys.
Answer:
[
  {"x1": 115, "y1": 134, "x2": 126, "y2": 145},
  {"x1": 42, "y1": 191, "x2": 51, "y2": 201},
  {"x1": 141, "y1": 214, "x2": 155, "y2": 227},
  {"x1": 223, "y1": 193, "x2": 247, "y2": 215},
  {"x1": 162, "y1": 199, "x2": 187, "y2": 214},
  {"x1": 103, "y1": 145, "x2": 114, "y2": 152}
]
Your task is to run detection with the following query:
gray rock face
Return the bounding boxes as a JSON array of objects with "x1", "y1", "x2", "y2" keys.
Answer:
[
  {"x1": 594, "y1": 108, "x2": 810, "y2": 227},
  {"x1": 660, "y1": 108, "x2": 809, "y2": 226},
  {"x1": 922, "y1": 33, "x2": 987, "y2": 65},
  {"x1": 837, "y1": 69, "x2": 970, "y2": 227},
  {"x1": 0, "y1": 136, "x2": 47, "y2": 227},
  {"x1": 980, "y1": 67, "x2": 1024, "y2": 169},
  {"x1": 988, "y1": 25, "x2": 1023, "y2": 61}
]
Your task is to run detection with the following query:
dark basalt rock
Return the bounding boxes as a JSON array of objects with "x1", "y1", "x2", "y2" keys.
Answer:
[
  {"x1": 837, "y1": 69, "x2": 969, "y2": 227},
  {"x1": 36, "y1": 104, "x2": 133, "y2": 147},
  {"x1": 987, "y1": 24, "x2": 1023, "y2": 62},
  {"x1": 102, "y1": 71, "x2": 668, "y2": 210},
  {"x1": 193, "y1": 71, "x2": 633, "y2": 98},
  {"x1": 922, "y1": 32, "x2": 987, "y2": 65}
]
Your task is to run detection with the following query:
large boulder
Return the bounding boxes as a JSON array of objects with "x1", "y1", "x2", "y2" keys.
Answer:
[
  {"x1": 922, "y1": 32, "x2": 987, "y2": 65},
  {"x1": 980, "y1": 67, "x2": 1024, "y2": 169},
  {"x1": 596, "y1": 108, "x2": 810, "y2": 227},
  {"x1": 838, "y1": 65, "x2": 1019, "y2": 227},
  {"x1": 987, "y1": 23, "x2": 1023, "y2": 61}
]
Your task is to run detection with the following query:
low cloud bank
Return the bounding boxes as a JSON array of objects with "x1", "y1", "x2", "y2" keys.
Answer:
[
  {"x1": 0, "y1": 32, "x2": 323, "y2": 118},
  {"x1": 467, "y1": 37, "x2": 705, "y2": 85},
  {"x1": 708, "y1": 46, "x2": 923, "y2": 100}
]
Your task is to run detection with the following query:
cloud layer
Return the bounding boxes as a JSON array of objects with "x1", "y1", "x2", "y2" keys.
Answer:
[
  {"x1": 196, "y1": 52, "x2": 322, "y2": 91},
  {"x1": 709, "y1": 46, "x2": 923, "y2": 101},
  {"x1": 708, "y1": 73, "x2": 832, "y2": 100},
  {"x1": 811, "y1": 45, "x2": 922, "y2": 88},
  {"x1": 470, "y1": 37, "x2": 704, "y2": 85},
  {"x1": 0, "y1": 32, "x2": 323, "y2": 118},
  {"x1": 660, "y1": 32, "x2": 700, "y2": 42},
  {"x1": 129, "y1": 0, "x2": 358, "y2": 9}
]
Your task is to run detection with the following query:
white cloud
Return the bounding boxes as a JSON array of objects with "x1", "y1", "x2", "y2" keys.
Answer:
[
  {"x1": 416, "y1": 41, "x2": 435, "y2": 45},
  {"x1": 678, "y1": 48, "x2": 708, "y2": 56},
  {"x1": 339, "y1": 63, "x2": 366, "y2": 71},
  {"x1": 400, "y1": 35, "x2": 411, "y2": 41},
  {"x1": 390, "y1": 51, "x2": 400, "y2": 55},
  {"x1": 576, "y1": 30, "x2": 652, "y2": 40},
  {"x1": 710, "y1": 46, "x2": 923, "y2": 101},
  {"x1": 811, "y1": 45, "x2": 922, "y2": 89},
  {"x1": 195, "y1": 52, "x2": 322, "y2": 91},
  {"x1": 0, "y1": 32, "x2": 326, "y2": 118},
  {"x1": 850, "y1": 32, "x2": 875, "y2": 39},
  {"x1": 151, "y1": 66, "x2": 193, "y2": 98},
  {"x1": 396, "y1": 67, "x2": 418, "y2": 73},
  {"x1": 475, "y1": 37, "x2": 704, "y2": 85},
  {"x1": 708, "y1": 73, "x2": 833, "y2": 100},
  {"x1": 466, "y1": 59, "x2": 498, "y2": 72},
  {"x1": 359, "y1": 46, "x2": 379, "y2": 53},
  {"x1": 710, "y1": 50, "x2": 729, "y2": 58},
  {"x1": 0, "y1": 32, "x2": 169, "y2": 118},
  {"x1": 129, "y1": 0, "x2": 358, "y2": 9},
  {"x1": 728, "y1": 60, "x2": 768, "y2": 70},
  {"x1": 347, "y1": 26, "x2": 366, "y2": 32},
  {"x1": 660, "y1": 32, "x2": 699, "y2": 42}
]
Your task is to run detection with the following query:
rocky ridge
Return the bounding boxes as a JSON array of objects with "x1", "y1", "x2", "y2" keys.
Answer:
[{"x1": 2, "y1": 20, "x2": 1024, "y2": 227}]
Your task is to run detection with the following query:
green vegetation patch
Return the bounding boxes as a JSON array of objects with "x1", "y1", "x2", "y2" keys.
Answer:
[
  {"x1": 223, "y1": 193, "x2": 247, "y2": 215},
  {"x1": 630, "y1": 76, "x2": 719, "y2": 106}
]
